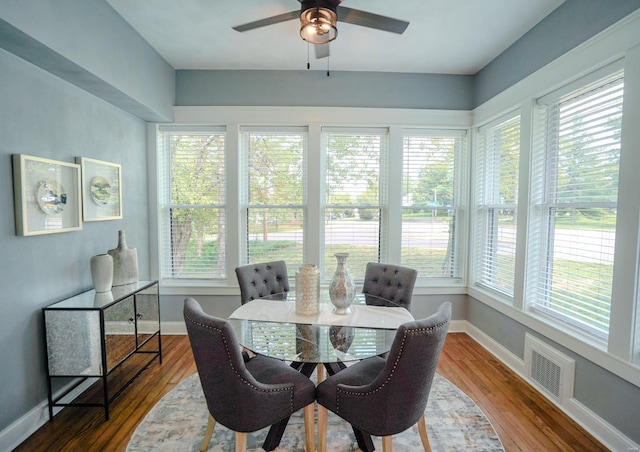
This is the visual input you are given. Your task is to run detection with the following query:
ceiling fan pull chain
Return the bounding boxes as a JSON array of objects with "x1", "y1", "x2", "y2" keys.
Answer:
[
  {"x1": 327, "y1": 55, "x2": 330, "y2": 77},
  {"x1": 307, "y1": 42, "x2": 311, "y2": 70}
]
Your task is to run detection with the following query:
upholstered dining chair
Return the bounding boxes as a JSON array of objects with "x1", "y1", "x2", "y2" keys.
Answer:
[
  {"x1": 362, "y1": 262, "x2": 418, "y2": 311},
  {"x1": 315, "y1": 302, "x2": 452, "y2": 452},
  {"x1": 235, "y1": 260, "x2": 290, "y2": 305},
  {"x1": 183, "y1": 297, "x2": 316, "y2": 452}
]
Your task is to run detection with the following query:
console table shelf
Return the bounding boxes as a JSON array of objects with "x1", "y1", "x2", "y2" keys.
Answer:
[{"x1": 43, "y1": 280, "x2": 162, "y2": 421}]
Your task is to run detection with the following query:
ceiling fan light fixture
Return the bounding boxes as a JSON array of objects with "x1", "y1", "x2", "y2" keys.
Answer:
[{"x1": 300, "y1": 7, "x2": 337, "y2": 44}]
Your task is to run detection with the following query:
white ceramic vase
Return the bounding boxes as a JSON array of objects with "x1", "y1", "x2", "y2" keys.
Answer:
[
  {"x1": 328, "y1": 253, "x2": 356, "y2": 314},
  {"x1": 90, "y1": 253, "x2": 113, "y2": 293},
  {"x1": 295, "y1": 264, "x2": 320, "y2": 316},
  {"x1": 108, "y1": 230, "x2": 139, "y2": 287}
]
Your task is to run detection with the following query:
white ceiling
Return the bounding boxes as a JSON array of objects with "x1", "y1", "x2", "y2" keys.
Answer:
[{"x1": 106, "y1": 0, "x2": 564, "y2": 75}]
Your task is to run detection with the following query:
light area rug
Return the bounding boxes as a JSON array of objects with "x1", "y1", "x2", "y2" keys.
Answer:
[{"x1": 127, "y1": 373, "x2": 504, "y2": 451}]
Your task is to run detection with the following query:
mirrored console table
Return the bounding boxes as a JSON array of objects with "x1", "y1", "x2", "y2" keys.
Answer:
[{"x1": 43, "y1": 280, "x2": 161, "y2": 421}]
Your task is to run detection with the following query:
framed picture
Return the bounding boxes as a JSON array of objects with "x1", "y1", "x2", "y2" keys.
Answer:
[
  {"x1": 12, "y1": 154, "x2": 83, "y2": 236},
  {"x1": 76, "y1": 157, "x2": 122, "y2": 221}
]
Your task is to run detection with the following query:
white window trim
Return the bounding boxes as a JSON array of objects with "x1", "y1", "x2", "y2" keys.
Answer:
[
  {"x1": 151, "y1": 107, "x2": 472, "y2": 293},
  {"x1": 472, "y1": 110, "x2": 521, "y2": 299},
  {"x1": 470, "y1": 10, "x2": 640, "y2": 386}
]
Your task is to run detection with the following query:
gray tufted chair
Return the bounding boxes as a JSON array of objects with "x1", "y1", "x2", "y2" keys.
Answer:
[
  {"x1": 315, "y1": 302, "x2": 451, "y2": 452},
  {"x1": 235, "y1": 260, "x2": 290, "y2": 304},
  {"x1": 361, "y1": 262, "x2": 418, "y2": 311},
  {"x1": 183, "y1": 297, "x2": 316, "y2": 452}
]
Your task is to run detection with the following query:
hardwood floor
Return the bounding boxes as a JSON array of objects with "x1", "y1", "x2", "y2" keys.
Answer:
[{"x1": 15, "y1": 333, "x2": 608, "y2": 451}]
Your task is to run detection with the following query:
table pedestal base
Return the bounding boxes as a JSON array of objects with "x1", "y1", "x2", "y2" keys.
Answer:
[{"x1": 262, "y1": 361, "x2": 376, "y2": 452}]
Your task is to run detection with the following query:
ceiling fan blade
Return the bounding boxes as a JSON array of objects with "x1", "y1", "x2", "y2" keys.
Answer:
[
  {"x1": 336, "y1": 6, "x2": 409, "y2": 34},
  {"x1": 315, "y1": 43, "x2": 330, "y2": 59},
  {"x1": 232, "y1": 10, "x2": 299, "y2": 32}
]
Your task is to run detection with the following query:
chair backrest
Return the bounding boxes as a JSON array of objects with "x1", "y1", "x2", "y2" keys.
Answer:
[
  {"x1": 183, "y1": 297, "x2": 294, "y2": 432},
  {"x1": 235, "y1": 260, "x2": 290, "y2": 304},
  {"x1": 336, "y1": 302, "x2": 451, "y2": 436},
  {"x1": 361, "y1": 262, "x2": 418, "y2": 310}
]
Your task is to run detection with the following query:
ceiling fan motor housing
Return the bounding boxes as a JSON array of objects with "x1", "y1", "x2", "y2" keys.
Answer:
[{"x1": 300, "y1": 0, "x2": 338, "y2": 44}]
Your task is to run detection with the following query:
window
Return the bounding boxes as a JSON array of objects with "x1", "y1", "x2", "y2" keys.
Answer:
[
  {"x1": 322, "y1": 128, "x2": 387, "y2": 279},
  {"x1": 158, "y1": 127, "x2": 226, "y2": 279},
  {"x1": 474, "y1": 115, "x2": 521, "y2": 297},
  {"x1": 402, "y1": 131, "x2": 466, "y2": 279},
  {"x1": 157, "y1": 122, "x2": 468, "y2": 285},
  {"x1": 528, "y1": 68, "x2": 624, "y2": 339},
  {"x1": 240, "y1": 128, "x2": 306, "y2": 267}
]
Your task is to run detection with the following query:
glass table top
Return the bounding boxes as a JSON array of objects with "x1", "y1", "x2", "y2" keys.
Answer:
[
  {"x1": 228, "y1": 292, "x2": 412, "y2": 364},
  {"x1": 228, "y1": 318, "x2": 397, "y2": 363}
]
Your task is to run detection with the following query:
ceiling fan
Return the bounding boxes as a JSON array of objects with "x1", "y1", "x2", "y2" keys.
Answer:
[{"x1": 232, "y1": 0, "x2": 410, "y2": 60}]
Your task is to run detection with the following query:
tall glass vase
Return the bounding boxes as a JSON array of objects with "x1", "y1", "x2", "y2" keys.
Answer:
[{"x1": 329, "y1": 252, "x2": 356, "y2": 314}]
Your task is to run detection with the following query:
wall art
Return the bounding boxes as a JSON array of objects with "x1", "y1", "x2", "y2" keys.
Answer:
[
  {"x1": 76, "y1": 157, "x2": 122, "y2": 221},
  {"x1": 12, "y1": 154, "x2": 82, "y2": 236}
]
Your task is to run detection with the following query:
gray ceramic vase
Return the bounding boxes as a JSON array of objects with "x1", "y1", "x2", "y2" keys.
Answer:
[{"x1": 108, "y1": 230, "x2": 139, "y2": 287}]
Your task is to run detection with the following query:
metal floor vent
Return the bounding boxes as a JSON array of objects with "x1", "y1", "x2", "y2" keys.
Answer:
[{"x1": 524, "y1": 333, "x2": 575, "y2": 403}]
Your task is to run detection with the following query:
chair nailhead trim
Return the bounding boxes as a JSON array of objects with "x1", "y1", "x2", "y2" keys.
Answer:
[
  {"x1": 335, "y1": 319, "x2": 449, "y2": 414},
  {"x1": 185, "y1": 314, "x2": 297, "y2": 413}
]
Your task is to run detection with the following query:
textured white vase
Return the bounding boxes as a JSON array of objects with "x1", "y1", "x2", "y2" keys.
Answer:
[
  {"x1": 90, "y1": 254, "x2": 113, "y2": 293},
  {"x1": 108, "y1": 230, "x2": 139, "y2": 287},
  {"x1": 295, "y1": 264, "x2": 320, "y2": 316},
  {"x1": 328, "y1": 253, "x2": 356, "y2": 314}
]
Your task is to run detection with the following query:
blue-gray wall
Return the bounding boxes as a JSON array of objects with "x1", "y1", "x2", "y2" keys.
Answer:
[
  {"x1": 474, "y1": 0, "x2": 640, "y2": 106},
  {"x1": 0, "y1": 0, "x2": 173, "y2": 439},
  {"x1": 176, "y1": 70, "x2": 474, "y2": 110},
  {"x1": 0, "y1": 48, "x2": 149, "y2": 430},
  {"x1": 0, "y1": 0, "x2": 174, "y2": 121}
]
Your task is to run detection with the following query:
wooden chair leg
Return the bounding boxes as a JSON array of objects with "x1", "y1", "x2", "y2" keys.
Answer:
[
  {"x1": 200, "y1": 414, "x2": 216, "y2": 452},
  {"x1": 417, "y1": 414, "x2": 432, "y2": 452},
  {"x1": 381, "y1": 435, "x2": 393, "y2": 451},
  {"x1": 235, "y1": 431, "x2": 247, "y2": 452},
  {"x1": 317, "y1": 364, "x2": 325, "y2": 383},
  {"x1": 317, "y1": 404, "x2": 328, "y2": 452},
  {"x1": 303, "y1": 403, "x2": 315, "y2": 452}
]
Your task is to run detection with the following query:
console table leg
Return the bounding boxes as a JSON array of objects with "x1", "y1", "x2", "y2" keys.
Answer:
[{"x1": 103, "y1": 375, "x2": 110, "y2": 421}]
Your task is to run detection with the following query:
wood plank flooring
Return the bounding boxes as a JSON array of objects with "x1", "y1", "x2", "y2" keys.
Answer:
[{"x1": 14, "y1": 333, "x2": 608, "y2": 451}]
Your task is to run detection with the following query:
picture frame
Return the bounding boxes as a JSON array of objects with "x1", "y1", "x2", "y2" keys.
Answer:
[
  {"x1": 76, "y1": 157, "x2": 122, "y2": 221},
  {"x1": 12, "y1": 154, "x2": 83, "y2": 236}
]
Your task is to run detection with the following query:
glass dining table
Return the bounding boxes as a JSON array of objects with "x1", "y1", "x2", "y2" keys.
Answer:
[{"x1": 228, "y1": 291, "x2": 414, "y2": 452}]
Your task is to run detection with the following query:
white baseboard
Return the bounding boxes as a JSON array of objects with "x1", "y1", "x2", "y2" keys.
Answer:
[
  {"x1": 0, "y1": 401, "x2": 49, "y2": 452},
  {"x1": 464, "y1": 322, "x2": 639, "y2": 452},
  {"x1": 564, "y1": 398, "x2": 639, "y2": 452},
  {"x1": 0, "y1": 378, "x2": 94, "y2": 451},
  {"x1": 162, "y1": 320, "x2": 187, "y2": 335},
  {"x1": 464, "y1": 322, "x2": 526, "y2": 375}
]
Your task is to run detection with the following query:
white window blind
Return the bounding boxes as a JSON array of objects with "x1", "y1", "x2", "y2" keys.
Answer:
[
  {"x1": 158, "y1": 128, "x2": 226, "y2": 279},
  {"x1": 475, "y1": 115, "x2": 521, "y2": 296},
  {"x1": 323, "y1": 129, "x2": 387, "y2": 280},
  {"x1": 402, "y1": 131, "x2": 465, "y2": 278},
  {"x1": 528, "y1": 69, "x2": 624, "y2": 339},
  {"x1": 241, "y1": 129, "x2": 306, "y2": 267}
]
